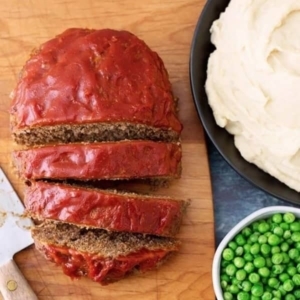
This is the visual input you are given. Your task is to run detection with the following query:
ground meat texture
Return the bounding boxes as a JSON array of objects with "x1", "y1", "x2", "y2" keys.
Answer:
[
  {"x1": 35, "y1": 242, "x2": 173, "y2": 285},
  {"x1": 13, "y1": 140, "x2": 182, "y2": 181},
  {"x1": 25, "y1": 181, "x2": 189, "y2": 237},
  {"x1": 11, "y1": 122, "x2": 180, "y2": 146},
  {"x1": 10, "y1": 28, "x2": 182, "y2": 144}
]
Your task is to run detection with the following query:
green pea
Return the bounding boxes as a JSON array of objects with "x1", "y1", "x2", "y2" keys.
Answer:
[
  {"x1": 250, "y1": 243, "x2": 260, "y2": 255},
  {"x1": 283, "y1": 279, "x2": 295, "y2": 292},
  {"x1": 229, "y1": 241, "x2": 238, "y2": 250},
  {"x1": 244, "y1": 262, "x2": 255, "y2": 274},
  {"x1": 251, "y1": 283, "x2": 264, "y2": 297},
  {"x1": 268, "y1": 277, "x2": 280, "y2": 289},
  {"x1": 253, "y1": 256, "x2": 265, "y2": 268},
  {"x1": 281, "y1": 242, "x2": 289, "y2": 252},
  {"x1": 241, "y1": 280, "x2": 252, "y2": 292},
  {"x1": 292, "y1": 232, "x2": 300, "y2": 242},
  {"x1": 290, "y1": 222, "x2": 300, "y2": 232},
  {"x1": 284, "y1": 230, "x2": 292, "y2": 239},
  {"x1": 223, "y1": 248, "x2": 235, "y2": 261},
  {"x1": 268, "y1": 234, "x2": 281, "y2": 246},
  {"x1": 271, "y1": 246, "x2": 281, "y2": 254},
  {"x1": 226, "y1": 264, "x2": 237, "y2": 276},
  {"x1": 258, "y1": 267, "x2": 270, "y2": 278},
  {"x1": 272, "y1": 214, "x2": 283, "y2": 224},
  {"x1": 236, "y1": 234, "x2": 247, "y2": 246},
  {"x1": 258, "y1": 235, "x2": 268, "y2": 244},
  {"x1": 236, "y1": 269, "x2": 247, "y2": 281},
  {"x1": 221, "y1": 274, "x2": 230, "y2": 282},
  {"x1": 272, "y1": 290, "x2": 282, "y2": 298},
  {"x1": 289, "y1": 248, "x2": 299, "y2": 260},
  {"x1": 224, "y1": 291, "x2": 233, "y2": 300},
  {"x1": 237, "y1": 291, "x2": 250, "y2": 300},
  {"x1": 261, "y1": 244, "x2": 271, "y2": 256},
  {"x1": 258, "y1": 222, "x2": 270, "y2": 234},
  {"x1": 261, "y1": 291, "x2": 272, "y2": 300},
  {"x1": 285, "y1": 294, "x2": 296, "y2": 300},
  {"x1": 244, "y1": 253, "x2": 254, "y2": 262},
  {"x1": 273, "y1": 226, "x2": 284, "y2": 237},
  {"x1": 242, "y1": 227, "x2": 252, "y2": 237},
  {"x1": 292, "y1": 274, "x2": 300, "y2": 286},
  {"x1": 229, "y1": 284, "x2": 240, "y2": 294},
  {"x1": 236, "y1": 246, "x2": 244, "y2": 256},
  {"x1": 282, "y1": 252, "x2": 291, "y2": 264},
  {"x1": 252, "y1": 222, "x2": 260, "y2": 231},
  {"x1": 272, "y1": 253, "x2": 283, "y2": 264},
  {"x1": 234, "y1": 257, "x2": 245, "y2": 269},
  {"x1": 283, "y1": 213, "x2": 296, "y2": 224},
  {"x1": 249, "y1": 273, "x2": 260, "y2": 284},
  {"x1": 221, "y1": 280, "x2": 228, "y2": 289},
  {"x1": 248, "y1": 233, "x2": 259, "y2": 244},
  {"x1": 244, "y1": 244, "x2": 251, "y2": 253},
  {"x1": 280, "y1": 222, "x2": 290, "y2": 230},
  {"x1": 295, "y1": 242, "x2": 300, "y2": 250},
  {"x1": 293, "y1": 289, "x2": 300, "y2": 298},
  {"x1": 287, "y1": 266, "x2": 297, "y2": 277}
]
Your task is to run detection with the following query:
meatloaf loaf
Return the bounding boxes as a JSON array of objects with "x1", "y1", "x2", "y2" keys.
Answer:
[
  {"x1": 10, "y1": 28, "x2": 182, "y2": 146},
  {"x1": 32, "y1": 222, "x2": 180, "y2": 285},
  {"x1": 25, "y1": 181, "x2": 189, "y2": 237},
  {"x1": 12, "y1": 140, "x2": 181, "y2": 181}
]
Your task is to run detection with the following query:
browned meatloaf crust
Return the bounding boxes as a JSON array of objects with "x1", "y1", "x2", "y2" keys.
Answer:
[
  {"x1": 10, "y1": 28, "x2": 182, "y2": 145},
  {"x1": 25, "y1": 181, "x2": 189, "y2": 237},
  {"x1": 32, "y1": 222, "x2": 180, "y2": 285},
  {"x1": 12, "y1": 140, "x2": 182, "y2": 181}
]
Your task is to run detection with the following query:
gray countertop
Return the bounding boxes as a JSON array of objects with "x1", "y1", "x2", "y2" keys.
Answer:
[{"x1": 207, "y1": 139, "x2": 298, "y2": 246}]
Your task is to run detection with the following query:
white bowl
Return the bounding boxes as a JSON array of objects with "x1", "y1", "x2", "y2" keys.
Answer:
[{"x1": 212, "y1": 206, "x2": 300, "y2": 300}]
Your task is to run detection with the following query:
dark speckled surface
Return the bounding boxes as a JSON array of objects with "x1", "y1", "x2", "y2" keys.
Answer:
[{"x1": 207, "y1": 138, "x2": 298, "y2": 246}]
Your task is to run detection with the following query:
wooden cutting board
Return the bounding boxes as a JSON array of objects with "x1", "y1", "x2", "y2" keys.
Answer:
[{"x1": 0, "y1": 0, "x2": 215, "y2": 299}]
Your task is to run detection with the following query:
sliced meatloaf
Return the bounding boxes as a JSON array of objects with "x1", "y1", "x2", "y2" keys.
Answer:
[
  {"x1": 32, "y1": 222, "x2": 180, "y2": 285},
  {"x1": 10, "y1": 28, "x2": 182, "y2": 146},
  {"x1": 25, "y1": 181, "x2": 189, "y2": 237},
  {"x1": 13, "y1": 140, "x2": 182, "y2": 181}
]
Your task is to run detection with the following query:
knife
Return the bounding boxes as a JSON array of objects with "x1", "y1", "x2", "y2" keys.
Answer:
[{"x1": 0, "y1": 168, "x2": 38, "y2": 300}]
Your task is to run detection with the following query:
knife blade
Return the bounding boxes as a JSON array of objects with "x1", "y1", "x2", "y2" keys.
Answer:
[{"x1": 0, "y1": 168, "x2": 38, "y2": 300}]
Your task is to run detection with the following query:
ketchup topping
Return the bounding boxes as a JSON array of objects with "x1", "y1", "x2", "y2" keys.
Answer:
[
  {"x1": 13, "y1": 140, "x2": 181, "y2": 180},
  {"x1": 40, "y1": 243, "x2": 170, "y2": 285},
  {"x1": 10, "y1": 28, "x2": 182, "y2": 133},
  {"x1": 25, "y1": 181, "x2": 184, "y2": 236}
]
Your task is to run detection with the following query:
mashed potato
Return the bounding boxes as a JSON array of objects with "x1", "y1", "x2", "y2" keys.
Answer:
[{"x1": 206, "y1": 0, "x2": 300, "y2": 191}]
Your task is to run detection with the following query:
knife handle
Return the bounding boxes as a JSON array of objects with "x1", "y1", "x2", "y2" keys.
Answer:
[{"x1": 0, "y1": 259, "x2": 38, "y2": 300}]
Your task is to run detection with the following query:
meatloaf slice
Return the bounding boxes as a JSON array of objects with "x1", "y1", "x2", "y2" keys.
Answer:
[
  {"x1": 32, "y1": 222, "x2": 180, "y2": 285},
  {"x1": 10, "y1": 28, "x2": 182, "y2": 146},
  {"x1": 25, "y1": 181, "x2": 189, "y2": 237},
  {"x1": 13, "y1": 140, "x2": 182, "y2": 181}
]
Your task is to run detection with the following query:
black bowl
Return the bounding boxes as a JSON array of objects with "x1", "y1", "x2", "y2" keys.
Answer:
[{"x1": 189, "y1": 0, "x2": 300, "y2": 205}]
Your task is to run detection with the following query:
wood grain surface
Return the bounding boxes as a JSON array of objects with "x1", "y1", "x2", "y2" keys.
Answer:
[{"x1": 0, "y1": 0, "x2": 214, "y2": 299}]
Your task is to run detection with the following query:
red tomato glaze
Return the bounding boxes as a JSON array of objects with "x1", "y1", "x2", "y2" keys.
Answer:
[
  {"x1": 38, "y1": 243, "x2": 171, "y2": 285},
  {"x1": 10, "y1": 28, "x2": 182, "y2": 133},
  {"x1": 13, "y1": 140, "x2": 181, "y2": 180},
  {"x1": 25, "y1": 181, "x2": 185, "y2": 236}
]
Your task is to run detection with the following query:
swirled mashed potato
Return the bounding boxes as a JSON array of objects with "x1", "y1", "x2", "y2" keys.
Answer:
[{"x1": 206, "y1": 0, "x2": 300, "y2": 191}]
